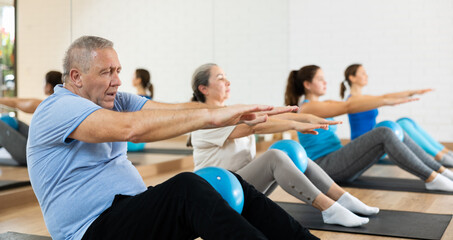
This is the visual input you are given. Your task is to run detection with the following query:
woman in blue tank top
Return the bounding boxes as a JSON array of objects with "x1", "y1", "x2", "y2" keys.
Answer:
[
  {"x1": 284, "y1": 65, "x2": 453, "y2": 192},
  {"x1": 128, "y1": 69, "x2": 154, "y2": 151},
  {"x1": 341, "y1": 64, "x2": 453, "y2": 167}
]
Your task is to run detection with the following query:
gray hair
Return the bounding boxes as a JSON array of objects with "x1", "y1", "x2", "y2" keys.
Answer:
[
  {"x1": 62, "y1": 36, "x2": 114, "y2": 82},
  {"x1": 191, "y1": 63, "x2": 217, "y2": 102}
]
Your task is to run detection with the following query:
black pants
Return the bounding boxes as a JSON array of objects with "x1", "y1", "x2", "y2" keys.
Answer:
[{"x1": 82, "y1": 172, "x2": 318, "y2": 240}]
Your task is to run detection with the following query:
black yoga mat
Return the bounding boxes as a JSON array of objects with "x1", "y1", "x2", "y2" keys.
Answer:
[
  {"x1": 129, "y1": 148, "x2": 193, "y2": 155},
  {"x1": 0, "y1": 180, "x2": 30, "y2": 191},
  {"x1": 339, "y1": 176, "x2": 453, "y2": 195},
  {"x1": 0, "y1": 232, "x2": 51, "y2": 240},
  {"x1": 277, "y1": 202, "x2": 451, "y2": 240}
]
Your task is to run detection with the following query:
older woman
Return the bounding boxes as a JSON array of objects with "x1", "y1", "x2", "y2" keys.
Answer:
[{"x1": 189, "y1": 63, "x2": 379, "y2": 227}]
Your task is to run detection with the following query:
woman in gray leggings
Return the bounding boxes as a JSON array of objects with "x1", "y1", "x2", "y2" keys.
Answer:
[
  {"x1": 284, "y1": 65, "x2": 453, "y2": 191},
  {"x1": 189, "y1": 63, "x2": 379, "y2": 227}
]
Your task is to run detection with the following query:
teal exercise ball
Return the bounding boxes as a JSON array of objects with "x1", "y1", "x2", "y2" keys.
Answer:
[
  {"x1": 127, "y1": 142, "x2": 146, "y2": 152},
  {"x1": 195, "y1": 167, "x2": 244, "y2": 214}
]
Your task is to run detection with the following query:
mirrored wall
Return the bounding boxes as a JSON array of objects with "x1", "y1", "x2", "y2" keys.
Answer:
[{"x1": 0, "y1": 0, "x2": 15, "y2": 115}]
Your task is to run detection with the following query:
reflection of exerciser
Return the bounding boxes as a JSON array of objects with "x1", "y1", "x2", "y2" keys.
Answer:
[
  {"x1": 0, "y1": 115, "x2": 28, "y2": 166},
  {"x1": 0, "y1": 115, "x2": 19, "y2": 130}
]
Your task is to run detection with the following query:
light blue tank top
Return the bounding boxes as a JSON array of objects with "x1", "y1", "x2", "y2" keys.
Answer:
[{"x1": 298, "y1": 100, "x2": 343, "y2": 160}]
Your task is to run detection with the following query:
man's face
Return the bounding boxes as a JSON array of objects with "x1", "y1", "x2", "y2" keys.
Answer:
[{"x1": 79, "y1": 48, "x2": 122, "y2": 109}]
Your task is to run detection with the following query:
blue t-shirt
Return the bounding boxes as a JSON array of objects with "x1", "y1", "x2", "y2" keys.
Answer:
[
  {"x1": 298, "y1": 100, "x2": 343, "y2": 160},
  {"x1": 348, "y1": 108, "x2": 378, "y2": 140},
  {"x1": 140, "y1": 94, "x2": 152, "y2": 100},
  {"x1": 27, "y1": 85, "x2": 148, "y2": 240}
]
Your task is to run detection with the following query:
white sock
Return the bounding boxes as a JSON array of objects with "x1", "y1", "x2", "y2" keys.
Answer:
[
  {"x1": 336, "y1": 192, "x2": 379, "y2": 215},
  {"x1": 440, "y1": 154, "x2": 453, "y2": 168},
  {"x1": 322, "y1": 202, "x2": 369, "y2": 227},
  {"x1": 425, "y1": 174, "x2": 453, "y2": 192},
  {"x1": 441, "y1": 169, "x2": 453, "y2": 181}
]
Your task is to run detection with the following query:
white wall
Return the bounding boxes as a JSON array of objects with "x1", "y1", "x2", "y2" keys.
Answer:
[
  {"x1": 289, "y1": 0, "x2": 453, "y2": 141},
  {"x1": 212, "y1": 0, "x2": 289, "y2": 106},
  {"x1": 17, "y1": 0, "x2": 71, "y2": 122},
  {"x1": 70, "y1": 0, "x2": 288, "y2": 105},
  {"x1": 16, "y1": 0, "x2": 453, "y2": 141},
  {"x1": 71, "y1": 0, "x2": 214, "y2": 102}
]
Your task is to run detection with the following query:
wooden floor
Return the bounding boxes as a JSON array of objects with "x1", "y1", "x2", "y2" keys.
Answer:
[{"x1": 1, "y1": 136, "x2": 453, "y2": 239}]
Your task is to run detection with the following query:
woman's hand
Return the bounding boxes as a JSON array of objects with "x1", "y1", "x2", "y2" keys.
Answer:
[
  {"x1": 384, "y1": 97, "x2": 419, "y2": 106},
  {"x1": 409, "y1": 88, "x2": 433, "y2": 97},
  {"x1": 210, "y1": 104, "x2": 299, "y2": 127},
  {"x1": 304, "y1": 113, "x2": 343, "y2": 125},
  {"x1": 292, "y1": 122, "x2": 329, "y2": 135}
]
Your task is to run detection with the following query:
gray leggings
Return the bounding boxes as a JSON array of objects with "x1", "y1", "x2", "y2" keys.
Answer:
[
  {"x1": 0, "y1": 120, "x2": 28, "y2": 166},
  {"x1": 236, "y1": 149, "x2": 334, "y2": 205},
  {"x1": 315, "y1": 127, "x2": 442, "y2": 182}
]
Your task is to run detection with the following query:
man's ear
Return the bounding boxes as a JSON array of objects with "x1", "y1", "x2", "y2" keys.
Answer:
[
  {"x1": 198, "y1": 85, "x2": 208, "y2": 95},
  {"x1": 69, "y1": 69, "x2": 83, "y2": 88}
]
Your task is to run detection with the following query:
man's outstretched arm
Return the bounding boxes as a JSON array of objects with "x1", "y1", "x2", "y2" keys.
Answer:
[{"x1": 68, "y1": 104, "x2": 292, "y2": 143}]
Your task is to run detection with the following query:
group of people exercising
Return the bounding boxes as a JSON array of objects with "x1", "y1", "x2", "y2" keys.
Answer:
[{"x1": 1, "y1": 36, "x2": 452, "y2": 240}]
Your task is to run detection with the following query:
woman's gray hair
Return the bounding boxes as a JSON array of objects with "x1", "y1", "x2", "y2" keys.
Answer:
[
  {"x1": 191, "y1": 63, "x2": 217, "y2": 102},
  {"x1": 62, "y1": 36, "x2": 114, "y2": 82}
]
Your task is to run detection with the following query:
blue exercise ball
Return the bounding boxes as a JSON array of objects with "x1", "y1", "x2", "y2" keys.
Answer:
[
  {"x1": 375, "y1": 120, "x2": 404, "y2": 141},
  {"x1": 127, "y1": 142, "x2": 146, "y2": 152},
  {"x1": 195, "y1": 167, "x2": 244, "y2": 214},
  {"x1": 269, "y1": 139, "x2": 308, "y2": 173},
  {"x1": 0, "y1": 115, "x2": 19, "y2": 130},
  {"x1": 396, "y1": 117, "x2": 415, "y2": 125}
]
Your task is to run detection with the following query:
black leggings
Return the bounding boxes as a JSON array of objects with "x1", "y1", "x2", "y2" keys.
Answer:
[{"x1": 82, "y1": 172, "x2": 318, "y2": 240}]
